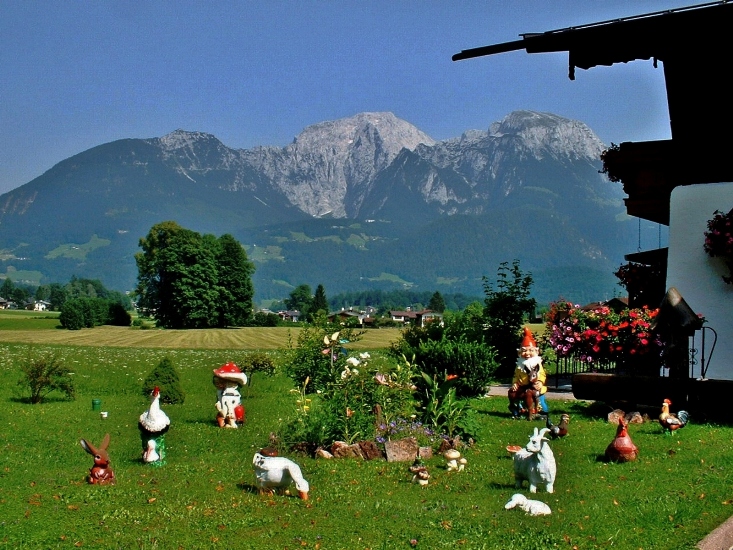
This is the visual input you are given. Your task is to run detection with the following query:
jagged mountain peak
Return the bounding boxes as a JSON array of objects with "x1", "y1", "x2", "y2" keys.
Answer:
[
  {"x1": 156, "y1": 129, "x2": 222, "y2": 151},
  {"x1": 489, "y1": 110, "x2": 605, "y2": 161},
  {"x1": 244, "y1": 112, "x2": 438, "y2": 218},
  {"x1": 290, "y1": 111, "x2": 436, "y2": 154}
]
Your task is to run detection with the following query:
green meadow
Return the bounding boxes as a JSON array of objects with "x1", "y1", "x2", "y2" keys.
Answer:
[{"x1": 0, "y1": 314, "x2": 731, "y2": 549}]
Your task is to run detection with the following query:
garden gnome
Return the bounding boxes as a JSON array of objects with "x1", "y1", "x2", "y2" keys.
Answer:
[
  {"x1": 508, "y1": 327, "x2": 549, "y2": 420},
  {"x1": 213, "y1": 362, "x2": 247, "y2": 428}
]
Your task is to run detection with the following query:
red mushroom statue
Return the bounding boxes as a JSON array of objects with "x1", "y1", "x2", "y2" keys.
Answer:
[{"x1": 213, "y1": 362, "x2": 247, "y2": 428}]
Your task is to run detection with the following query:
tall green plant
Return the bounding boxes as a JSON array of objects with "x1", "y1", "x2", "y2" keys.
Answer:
[
  {"x1": 419, "y1": 371, "x2": 466, "y2": 438},
  {"x1": 284, "y1": 324, "x2": 363, "y2": 392},
  {"x1": 483, "y1": 260, "x2": 536, "y2": 377}
]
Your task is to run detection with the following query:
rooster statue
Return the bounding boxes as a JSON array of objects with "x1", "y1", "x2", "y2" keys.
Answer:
[
  {"x1": 604, "y1": 416, "x2": 638, "y2": 462},
  {"x1": 546, "y1": 414, "x2": 570, "y2": 439},
  {"x1": 659, "y1": 398, "x2": 689, "y2": 434},
  {"x1": 138, "y1": 386, "x2": 170, "y2": 465}
]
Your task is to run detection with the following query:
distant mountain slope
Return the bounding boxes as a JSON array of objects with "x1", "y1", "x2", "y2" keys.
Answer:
[{"x1": 0, "y1": 110, "x2": 635, "y2": 304}]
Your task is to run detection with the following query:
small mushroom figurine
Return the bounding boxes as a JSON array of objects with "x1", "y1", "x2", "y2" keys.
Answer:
[
  {"x1": 444, "y1": 448, "x2": 463, "y2": 471},
  {"x1": 213, "y1": 362, "x2": 247, "y2": 428},
  {"x1": 409, "y1": 459, "x2": 430, "y2": 486}
]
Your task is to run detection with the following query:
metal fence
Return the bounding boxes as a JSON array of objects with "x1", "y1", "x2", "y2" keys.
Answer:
[{"x1": 549, "y1": 355, "x2": 617, "y2": 388}]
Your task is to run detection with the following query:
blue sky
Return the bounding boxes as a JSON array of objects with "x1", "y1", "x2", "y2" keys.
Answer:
[{"x1": 1, "y1": 0, "x2": 695, "y2": 195}]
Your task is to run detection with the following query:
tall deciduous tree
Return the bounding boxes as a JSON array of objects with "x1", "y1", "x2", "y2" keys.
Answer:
[
  {"x1": 285, "y1": 284, "x2": 313, "y2": 317},
  {"x1": 0, "y1": 277, "x2": 14, "y2": 300},
  {"x1": 157, "y1": 229, "x2": 220, "y2": 329},
  {"x1": 216, "y1": 234, "x2": 256, "y2": 327},
  {"x1": 135, "y1": 221, "x2": 255, "y2": 329},
  {"x1": 135, "y1": 221, "x2": 185, "y2": 320}
]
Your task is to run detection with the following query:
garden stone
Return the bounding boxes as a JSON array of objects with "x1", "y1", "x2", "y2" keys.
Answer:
[
  {"x1": 438, "y1": 435, "x2": 464, "y2": 454},
  {"x1": 607, "y1": 409, "x2": 626, "y2": 424},
  {"x1": 358, "y1": 440, "x2": 383, "y2": 460},
  {"x1": 316, "y1": 447, "x2": 333, "y2": 459},
  {"x1": 384, "y1": 437, "x2": 418, "y2": 462},
  {"x1": 418, "y1": 446, "x2": 433, "y2": 460},
  {"x1": 331, "y1": 441, "x2": 365, "y2": 459}
]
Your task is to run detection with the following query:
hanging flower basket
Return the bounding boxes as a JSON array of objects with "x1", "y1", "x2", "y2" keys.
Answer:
[
  {"x1": 614, "y1": 262, "x2": 664, "y2": 291},
  {"x1": 703, "y1": 208, "x2": 733, "y2": 284}
]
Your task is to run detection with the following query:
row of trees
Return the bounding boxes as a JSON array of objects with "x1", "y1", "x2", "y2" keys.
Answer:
[
  {"x1": 59, "y1": 297, "x2": 131, "y2": 330},
  {"x1": 283, "y1": 283, "x2": 329, "y2": 320},
  {"x1": 329, "y1": 289, "x2": 470, "y2": 314},
  {"x1": 278, "y1": 286, "x2": 449, "y2": 318},
  {"x1": 135, "y1": 221, "x2": 255, "y2": 329},
  {"x1": 1, "y1": 275, "x2": 131, "y2": 312}
]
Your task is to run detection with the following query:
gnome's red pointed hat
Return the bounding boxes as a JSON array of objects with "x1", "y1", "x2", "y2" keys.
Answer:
[
  {"x1": 520, "y1": 327, "x2": 538, "y2": 349},
  {"x1": 213, "y1": 362, "x2": 247, "y2": 385}
]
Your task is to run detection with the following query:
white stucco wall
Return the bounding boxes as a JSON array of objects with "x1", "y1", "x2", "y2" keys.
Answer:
[{"x1": 667, "y1": 182, "x2": 733, "y2": 380}]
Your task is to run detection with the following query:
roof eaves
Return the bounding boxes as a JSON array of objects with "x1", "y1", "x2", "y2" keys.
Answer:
[{"x1": 452, "y1": 1, "x2": 730, "y2": 78}]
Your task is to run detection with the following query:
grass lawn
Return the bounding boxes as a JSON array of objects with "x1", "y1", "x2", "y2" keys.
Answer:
[
  {"x1": 0, "y1": 310, "x2": 61, "y2": 331},
  {"x1": 1, "y1": 342, "x2": 732, "y2": 549}
]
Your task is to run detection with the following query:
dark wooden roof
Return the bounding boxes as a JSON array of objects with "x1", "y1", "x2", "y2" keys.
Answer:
[
  {"x1": 453, "y1": 1, "x2": 733, "y2": 225},
  {"x1": 453, "y1": 2, "x2": 731, "y2": 80}
]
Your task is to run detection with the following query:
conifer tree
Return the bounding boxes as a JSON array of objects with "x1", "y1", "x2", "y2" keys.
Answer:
[
  {"x1": 142, "y1": 357, "x2": 185, "y2": 405},
  {"x1": 312, "y1": 284, "x2": 329, "y2": 316}
]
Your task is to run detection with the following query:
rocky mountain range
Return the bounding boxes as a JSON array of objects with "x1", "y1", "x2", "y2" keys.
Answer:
[{"x1": 0, "y1": 110, "x2": 637, "y2": 304}]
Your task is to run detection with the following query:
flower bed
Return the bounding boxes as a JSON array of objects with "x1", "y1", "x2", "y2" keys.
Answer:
[{"x1": 545, "y1": 301, "x2": 663, "y2": 371}]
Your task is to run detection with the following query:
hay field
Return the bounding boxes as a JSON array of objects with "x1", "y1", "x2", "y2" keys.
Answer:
[{"x1": 0, "y1": 324, "x2": 403, "y2": 350}]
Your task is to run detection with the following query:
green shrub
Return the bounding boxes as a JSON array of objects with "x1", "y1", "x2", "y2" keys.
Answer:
[
  {"x1": 142, "y1": 357, "x2": 185, "y2": 404},
  {"x1": 389, "y1": 321, "x2": 445, "y2": 358},
  {"x1": 59, "y1": 299, "x2": 87, "y2": 329},
  {"x1": 17, "y1": 349, "x2": 75, "y2": 404},
  {"x1": 411, "y1": 339, "x2": 498, "y2": 397},
  {"x1": 250, "y1": 311, "x2": 280, "y2": 327},
  {"x1": 239, "y1": 352, "x2": 277, "y2": 378},
  {"x1": 108, "y1": 302, "x2": 132, "y2": 326}
]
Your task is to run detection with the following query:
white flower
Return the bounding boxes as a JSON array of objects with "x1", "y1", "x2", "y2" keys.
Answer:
[
  {"x1": 359, "y1": 352, "x2": 371, "y2": 360},
  {"x1": 346, "y1": 357, "x2": 360, "y2": 367},
  {"x1": 352, "y1": 369, "x2": 359, "y2": 376},
  {"x1": 341, "y1": 368, "x2": 351, "y2": 379}
]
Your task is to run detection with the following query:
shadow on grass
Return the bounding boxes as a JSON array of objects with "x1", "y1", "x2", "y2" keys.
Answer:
[
  {"x1": 487, "y1": 480, "x2": 518, "y2": 490},
  {"x1": 237, "y1": 481, "x2": 305, "y2": 499}
]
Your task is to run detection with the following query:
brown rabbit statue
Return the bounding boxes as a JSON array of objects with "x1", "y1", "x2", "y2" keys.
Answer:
[{"x1": 80, "y1": 433, "x2": 116, "y2": 485}]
